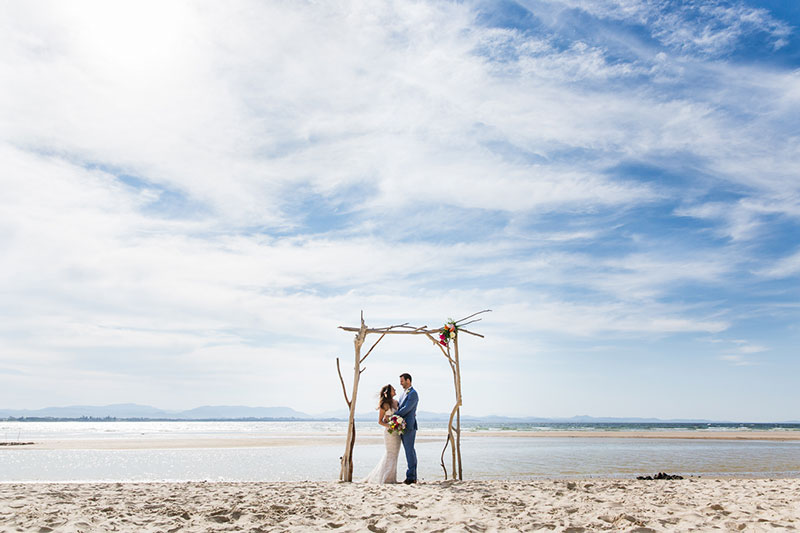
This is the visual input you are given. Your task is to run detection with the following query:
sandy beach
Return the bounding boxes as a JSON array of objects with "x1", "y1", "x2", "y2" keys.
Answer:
[{"x1": 1, "y1": 478, "x2": 799, "y2": 532}]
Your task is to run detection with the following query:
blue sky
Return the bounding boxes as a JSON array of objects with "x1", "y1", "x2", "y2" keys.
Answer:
[{"x1": 1, "y1": 0, "x2": 798, "y2": 421}]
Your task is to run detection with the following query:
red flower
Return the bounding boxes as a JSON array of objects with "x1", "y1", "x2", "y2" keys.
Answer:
[{"x1": 439, "y1": 340, "x2": 447, "y2": 346}]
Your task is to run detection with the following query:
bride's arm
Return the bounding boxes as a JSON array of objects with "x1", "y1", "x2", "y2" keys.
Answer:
[{"x1": 377, "y1": 407, "x2": 390, "y2": 428}]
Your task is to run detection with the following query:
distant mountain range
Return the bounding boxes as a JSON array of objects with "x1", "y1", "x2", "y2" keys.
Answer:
[
  {"x1": 1, "y1": 404, "x2": 796, "y2": 423},
  {"x1": 0, "y1": 404, "x2": 309, "y2": 420}
]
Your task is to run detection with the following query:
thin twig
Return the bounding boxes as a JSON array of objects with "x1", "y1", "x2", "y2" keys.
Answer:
[
  {"x1": 369, "y1": 322, "x2": 410, "y2": 332},
  {"x1": 455, "y1": 318, "x2": 482, "y2": 328},
  {"x1": 360, "y1": 333, "x2": 387, "y2": 363},
  {"x1": 458, "y1": 328, "x2": 484, "y2": 338},
  {"x1": 454, "y1": 309, "x2": 492, "y2": 325},
  {"x1": 440, "y1": 433, "x2": 450, "y2": 479},
  {"x1": 424, "y1": 333, "x2": 454, "y2": 363},
  {"x1": 339, "y1": 322, "x2": 410, "y2": 332},
  {"x1": 336, "y1": 358, "x2": 350, "y2": 407},
  {"x1": 447, "y1": 403, "x2": 459, "y2": 479}
]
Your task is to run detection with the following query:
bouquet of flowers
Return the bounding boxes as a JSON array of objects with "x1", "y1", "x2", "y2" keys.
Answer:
[
  {"x1": 439, "y1": 320, "x2": 457, "y2": 346},
  {"x1": 387, "y1": 414, "x2": 406, "y2": 435}
]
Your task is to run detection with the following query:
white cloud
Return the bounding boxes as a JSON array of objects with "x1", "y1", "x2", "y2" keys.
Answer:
[
  {"x1": 677, "y1": 192, "x2": 800, "y2": 242},
  {"x1": 719, "y1": 354, "x2": 755, "y2": 366},
  {"x1": 496, "y1": 298, "x2": 728, "y2": 337},
  {"x1": 757, "y1": 249, "x2": 800, "y2": 279},
  {"x1": 545, "y1": 0, "x2": 792, "y2": 55},
  {"x1": 0, "y1": 0, "x2": 797, "y2": 417},
  {"x1": 715, "y1": 338, "x2": 768, "y2": 366},
  {"x1": 0, "y1": 0, "x2": 672, "y2": 228},
  {"x1": 732, "y1": 341, "x2": 767, "y2": 354}
]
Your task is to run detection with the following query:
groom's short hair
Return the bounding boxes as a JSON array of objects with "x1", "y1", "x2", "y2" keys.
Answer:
[{"x1": 400, "y1": 373, "x2": 412, "y2": 382}]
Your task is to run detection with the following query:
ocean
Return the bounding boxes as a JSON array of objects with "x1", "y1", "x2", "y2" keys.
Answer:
[{"x1": 2, "y1": 421, "x2": 799, "y2": 482}]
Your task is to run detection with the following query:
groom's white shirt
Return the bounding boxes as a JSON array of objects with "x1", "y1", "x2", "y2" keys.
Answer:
[{"x1": 398, "y1": 387, "x2": 409, "y2": 407}]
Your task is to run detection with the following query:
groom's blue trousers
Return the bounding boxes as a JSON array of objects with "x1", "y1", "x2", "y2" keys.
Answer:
[{"x1": 401, "y1": 428, "x2": 417, "y2": 481}]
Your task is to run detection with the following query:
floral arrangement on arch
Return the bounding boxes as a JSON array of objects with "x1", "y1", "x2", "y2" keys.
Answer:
[{"x1": 439, "y1": 320, "x2": 458, "y2": 346}]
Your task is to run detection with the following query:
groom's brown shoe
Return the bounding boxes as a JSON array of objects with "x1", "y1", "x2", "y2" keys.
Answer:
[{"x1": 403, "y1": 479, "x2": 416, "y2": 485}]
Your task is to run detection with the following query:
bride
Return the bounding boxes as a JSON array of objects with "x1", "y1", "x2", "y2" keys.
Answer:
[{"x1": 363, "y1": 384, "x2": 402, "y2": 484}]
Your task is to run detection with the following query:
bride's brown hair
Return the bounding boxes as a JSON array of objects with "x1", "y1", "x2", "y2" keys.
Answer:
[{"x1": 377, "y1": 384, "x2": 393, "y2": 410}]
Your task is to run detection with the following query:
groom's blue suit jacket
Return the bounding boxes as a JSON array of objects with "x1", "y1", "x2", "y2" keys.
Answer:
[{"x1": 395, "y1": 387, "x2": 418, "y2": 431}]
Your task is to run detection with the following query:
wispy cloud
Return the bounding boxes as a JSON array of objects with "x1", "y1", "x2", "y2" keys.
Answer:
[
  {"x1": 717, "y1": 338, "x2": 768, "y2": 366},
  {"x1": 546, "y1": 0, "x2": 792, "y2": 55},
  {"x1": 719, "y1": 354, "x2": 755, "y2": 366},
  {"x1": 757, "y1": 249, "x2": 800, "y2": 279}
]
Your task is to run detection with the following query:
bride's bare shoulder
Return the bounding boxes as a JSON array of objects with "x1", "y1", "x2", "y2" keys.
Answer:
[{"x1": 392, "y1": 400, "x2": 399, "y2": 409}]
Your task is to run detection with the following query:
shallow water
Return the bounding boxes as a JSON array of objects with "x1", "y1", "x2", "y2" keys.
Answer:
[
  {"x1": 1, "y1": 421, "x2": 799, "y2": 482},
  {"x1": 3, "y1": 420, "x2": 799, "y2": 441}
]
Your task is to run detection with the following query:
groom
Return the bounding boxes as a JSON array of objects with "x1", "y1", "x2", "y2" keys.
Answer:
[{"x1": 395, "y1": 372, "x2": 419, "y2": 484}]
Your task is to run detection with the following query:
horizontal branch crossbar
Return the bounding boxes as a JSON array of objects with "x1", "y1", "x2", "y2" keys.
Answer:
[
  {"x1": 339, "y1": 326, "x2": 446, "y2": 335},
  {"x1": 339, "y1": 326, "x2": 485, "y2": 338}
]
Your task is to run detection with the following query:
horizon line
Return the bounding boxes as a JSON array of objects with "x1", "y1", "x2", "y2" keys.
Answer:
[{"x1": 1, "y1": 403, "x2": 798, "y2": 424}]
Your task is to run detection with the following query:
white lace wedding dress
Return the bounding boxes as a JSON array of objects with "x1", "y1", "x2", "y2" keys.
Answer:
[{"x1": 363, "y1": 408, "x2": 402, "y2": 484}]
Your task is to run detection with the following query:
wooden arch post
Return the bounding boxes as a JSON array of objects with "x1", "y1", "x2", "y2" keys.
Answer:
[{"x1": 336, "y1": 310, "x2": 490, "y2": 482}]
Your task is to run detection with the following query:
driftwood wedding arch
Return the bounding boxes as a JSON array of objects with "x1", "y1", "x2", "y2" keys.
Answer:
[{"x1": 336, "y1": 310, "x2": 490, "y2": 482}]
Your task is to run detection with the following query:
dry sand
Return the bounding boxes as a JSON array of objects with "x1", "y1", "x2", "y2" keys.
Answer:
[{"x1": 1, "y1": 478, "x2": 799, "y2": 532}]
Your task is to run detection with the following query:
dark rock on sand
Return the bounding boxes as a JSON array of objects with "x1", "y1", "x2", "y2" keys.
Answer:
[{"x1": 637, "y1": 472, "x2": 684, "y2": 480}]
